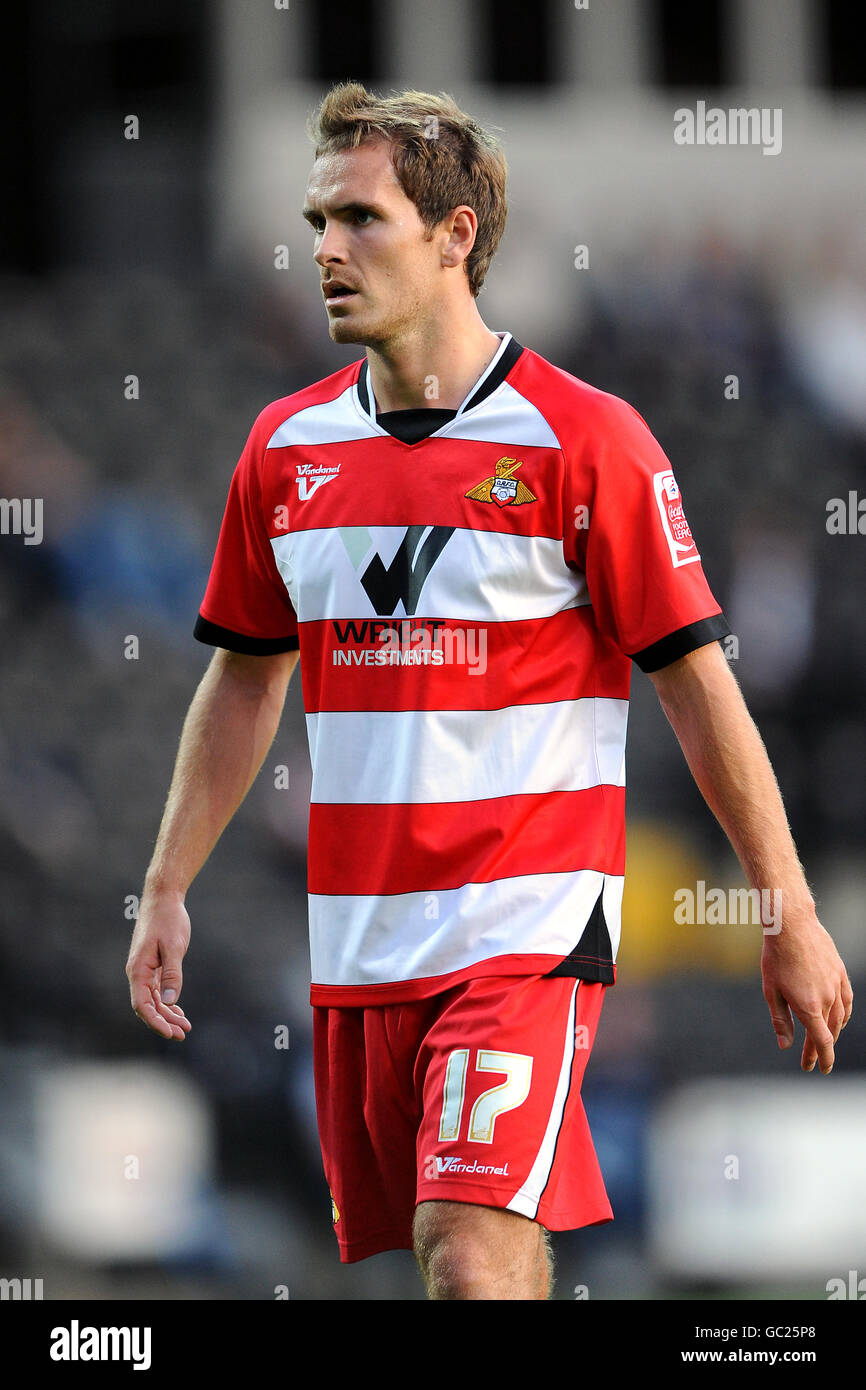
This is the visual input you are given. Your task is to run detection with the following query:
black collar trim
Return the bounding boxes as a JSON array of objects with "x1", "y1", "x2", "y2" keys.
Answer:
[{"x1": 356, "y1": 333, "x2": 524, "y2": 420}]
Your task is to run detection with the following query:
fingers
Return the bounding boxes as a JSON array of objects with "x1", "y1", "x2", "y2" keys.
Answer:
[
  {"x1": 803, "y1": 975, "x2": 853, "y2": 1072},
  {"x1": 129, "y1": 976, "x2": 191, "y2": 1041},
  {"x1": 158, "y1": 962, "x2": 184, "y2": 1007},
  {"x1": 841, "y1": 972, "x2": 854, "y2": 1030},
  {"x1": 157, "y1": 993, "x2": 192, "y2": 1039},
  {"x1": 153, "y1": 956, "x2": 188, "y2": 1033},
  {"x1": 801, "y1": 1033, "x2": 818, "y2": 1073},
  {"x1": 767, "y1": 967, "x2": 853, "y2": 1075},
  {"x1": 799, "y1": 1011, "x2": 835, "y2": 1074},
  {"x1": 828, "y1": 993, "x2": 848, "y2": 1043},
  {"x1": 766, "y1": 989, "x2": 794, "y2": 1050},
  {"x1": 132, "y1": 988, "x2": 179, "y2": 1040}
]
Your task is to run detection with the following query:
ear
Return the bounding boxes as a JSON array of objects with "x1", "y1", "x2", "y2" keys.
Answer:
[{"x1": 441, "y1": 206, "x2": 477, "y2": 270}]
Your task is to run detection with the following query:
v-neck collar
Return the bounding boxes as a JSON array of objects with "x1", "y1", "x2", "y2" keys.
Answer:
[{"x1": 354, "y1": 331, "x2": 524, "y2": 441}]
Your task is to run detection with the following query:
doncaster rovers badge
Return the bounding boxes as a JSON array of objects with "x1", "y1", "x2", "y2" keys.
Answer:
[{"x1": 465, "y1": 457, "x2": 537, "y2": 509}]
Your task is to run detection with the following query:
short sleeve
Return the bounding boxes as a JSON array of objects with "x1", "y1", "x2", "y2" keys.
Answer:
[
  {"x1": 568, "y1": 395, "x2": 730, "y2": 672},
  {"x1": 194, "y1": 419, "x2": 299, "y2": 655}
]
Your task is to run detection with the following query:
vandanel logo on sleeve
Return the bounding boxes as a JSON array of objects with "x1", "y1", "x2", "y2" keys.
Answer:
[
  {"x1": 425, "y1": 1155, "x2": 511, "y2": 1178},
  {"x1": 294, "y1": 462, "x2": 342, "y2": 501}
]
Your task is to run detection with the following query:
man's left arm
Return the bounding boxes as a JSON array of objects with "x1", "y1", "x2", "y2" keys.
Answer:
[{"x1": 648, "y1": 639, "x2": 853, "y2": 1074}]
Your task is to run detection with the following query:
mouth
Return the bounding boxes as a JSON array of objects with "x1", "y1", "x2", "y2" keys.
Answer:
[{"x1": 323, "y1": 282, "x2": 359, "y2": 307}]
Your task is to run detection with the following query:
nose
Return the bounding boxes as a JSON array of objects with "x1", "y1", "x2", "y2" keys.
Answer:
[{"x1": 313, "y1": 222, "x2": 347, "y2": 270}]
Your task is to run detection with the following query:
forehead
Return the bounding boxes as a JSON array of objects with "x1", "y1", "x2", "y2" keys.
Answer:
[{"x1": 304, "y1": 138, "x2": 407, "y2": 207}]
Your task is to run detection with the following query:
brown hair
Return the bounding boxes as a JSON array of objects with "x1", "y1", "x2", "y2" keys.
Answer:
[{"x1": 306, "y1": 82, "x2": 507, "y2": 298}]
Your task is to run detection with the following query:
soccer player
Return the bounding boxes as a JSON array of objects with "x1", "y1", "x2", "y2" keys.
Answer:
[{"x1": 126, "y1": 82, "x2": 853, "y2": 1300}]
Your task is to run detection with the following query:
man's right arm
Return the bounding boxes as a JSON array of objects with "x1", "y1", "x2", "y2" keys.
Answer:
[{"x1": 125, "y1": 646, "x2": 300, "y2": 1040}]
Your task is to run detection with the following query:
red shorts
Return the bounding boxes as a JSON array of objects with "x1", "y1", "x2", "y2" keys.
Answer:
[{"x1": 313, "y1": 973, "x2": 613, "y2": 1263}]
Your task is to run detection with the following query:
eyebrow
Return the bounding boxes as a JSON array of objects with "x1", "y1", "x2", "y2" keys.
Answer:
[{"x1": 301, "y1": 200, "x2": 386, "y2": 224}]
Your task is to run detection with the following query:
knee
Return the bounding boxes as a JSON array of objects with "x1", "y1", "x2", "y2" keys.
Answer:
[
  {"x1": 414, "y1": 1216, "x2": 494, "y2": 1300},
  {"x1": 413, "y1": 1204, "x2": 548, "y2": 1300}
]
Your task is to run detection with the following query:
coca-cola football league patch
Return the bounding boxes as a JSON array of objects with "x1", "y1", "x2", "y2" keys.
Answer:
[{"x1": 653, "y1": 470, "x2": 700, "y2": 567}]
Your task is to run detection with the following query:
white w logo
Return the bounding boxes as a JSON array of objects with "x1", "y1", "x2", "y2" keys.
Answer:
[
  {"x1": 339, "y1": 525, "x2": 455, "y2": 615},
  {"x1": 296, "y1": 475, "x2": 339, "y2": 501}
]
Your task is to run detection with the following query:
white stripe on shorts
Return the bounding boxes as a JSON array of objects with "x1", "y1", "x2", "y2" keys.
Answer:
[{"x1": 506, "y1": 980, "x2": 580, "y2": 1220}]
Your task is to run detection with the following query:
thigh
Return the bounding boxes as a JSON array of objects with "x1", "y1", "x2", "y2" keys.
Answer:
[
  {"x1": 313, "y1": 1000, "x2": 432, "y2": 1263},
  {"x1": 413, "y1": 974, "x2": 613, "y2": 1233}
]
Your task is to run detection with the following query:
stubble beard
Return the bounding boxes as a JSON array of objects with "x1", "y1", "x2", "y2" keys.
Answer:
[{"x1": 327, "y1": 289, "x2": 425, "y2": 351}]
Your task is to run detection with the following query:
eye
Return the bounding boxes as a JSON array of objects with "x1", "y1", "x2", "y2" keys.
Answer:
[{"x1": 352, "y1": 210, "x2": 374, "y2": 225}]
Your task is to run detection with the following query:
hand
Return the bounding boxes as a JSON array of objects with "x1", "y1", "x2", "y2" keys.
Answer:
[
  {"x1": 761, "y1": 916, "x2": 853, "y2": 1074},
  {"x1": 125, "y1": 889, "x2": 193, "y2": 1041}
]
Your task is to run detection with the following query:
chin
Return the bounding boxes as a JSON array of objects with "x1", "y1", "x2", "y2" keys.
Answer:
[
  {"x1": 328, "y1": 320, "x2": 367, "y2": 344},
  {"x1": 327, "y1": 307, "x2": 392, "y2": 348}
]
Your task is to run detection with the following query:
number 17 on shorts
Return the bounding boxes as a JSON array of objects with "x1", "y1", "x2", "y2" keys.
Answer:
[{"x1": 414, "y1": 975, "x2": 613, "y2": 1231}]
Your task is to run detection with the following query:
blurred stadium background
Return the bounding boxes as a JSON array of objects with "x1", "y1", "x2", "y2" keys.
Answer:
[{"x1": 1, "y1": 0, "x2": 865, "y2": 1301}]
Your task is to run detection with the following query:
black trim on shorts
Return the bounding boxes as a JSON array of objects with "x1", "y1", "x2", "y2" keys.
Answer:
[
  {"x1": 193, "y1": 613, "x2": 300, "y2": 655},
  {"x1": 545, "y1": 890, "x2": 615, "y2": 984},
  {"x1": 630, "y1": 613, "x2": 732, "y2": 674}
]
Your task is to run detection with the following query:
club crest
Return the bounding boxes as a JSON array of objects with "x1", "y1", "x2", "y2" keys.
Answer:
[{"x1": 465, "y1": 456, "x2": 537, "y2": 509}]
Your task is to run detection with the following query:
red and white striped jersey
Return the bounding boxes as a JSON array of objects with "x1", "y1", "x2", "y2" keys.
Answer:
[{"x1": 195, "y1": 331, "x2": 730, "y2": 1004}]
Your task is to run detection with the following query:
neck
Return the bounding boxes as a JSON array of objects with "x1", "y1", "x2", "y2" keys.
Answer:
[{"x1": 365, "y1": 306, "x2": 501, "y2": 413}]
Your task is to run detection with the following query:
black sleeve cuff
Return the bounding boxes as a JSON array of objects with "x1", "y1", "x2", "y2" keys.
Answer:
[
  {"x1": 630, "y1": 613, "x2": 731, "y2": 673},
  {"x1": 194, "y1": 614, "x2": 300, "y2": 655}
]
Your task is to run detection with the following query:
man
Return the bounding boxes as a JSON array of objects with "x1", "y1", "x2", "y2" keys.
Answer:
[{"x1": 126, "y1": 82, "x2": 853, "y2": 1300}]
